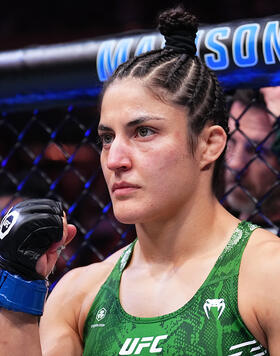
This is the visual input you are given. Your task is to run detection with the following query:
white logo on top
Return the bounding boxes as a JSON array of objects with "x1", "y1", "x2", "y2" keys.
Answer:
[
  {"x1": 203, "y1": 298, "x2": 225, "y2": 319},
  {"x1": 96, "y1": 307, "x2": 107, "y2": 321},
  {"x1": 119, "y1": 335, "x2": 168, "y2": 355}
]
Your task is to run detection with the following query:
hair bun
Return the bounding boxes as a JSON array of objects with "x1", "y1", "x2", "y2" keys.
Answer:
[{"x1": 158, "y1": 6, "x2": 198, "y2": 55}]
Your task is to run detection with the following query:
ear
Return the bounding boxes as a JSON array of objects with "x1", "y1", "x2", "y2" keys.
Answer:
[{"x1": 198, "y1": 125, "x2": 227, "y2": 170}]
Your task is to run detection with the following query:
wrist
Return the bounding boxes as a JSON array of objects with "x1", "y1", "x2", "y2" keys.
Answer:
[{"x1": 0, "y1": 270, "x2": 48, "y2": 316}]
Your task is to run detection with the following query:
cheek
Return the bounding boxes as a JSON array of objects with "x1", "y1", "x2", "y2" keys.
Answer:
[
  {"x1": 141, "y1": 146, "x2": 193, "y2": 187},
  {"x1": 143, "y1": 148, "x2": 175, "y2": 171}
]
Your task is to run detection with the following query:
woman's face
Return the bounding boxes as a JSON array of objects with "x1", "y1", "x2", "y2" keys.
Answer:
[
  {"x1": 225, "y1": 100, "x2": 280, "y2": 216},
  {"x1": 99, "y1": 78, "x2": 201, "y2": 225}
]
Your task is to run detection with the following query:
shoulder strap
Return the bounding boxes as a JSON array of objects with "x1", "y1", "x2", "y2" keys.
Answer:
[
  {"x1": 100, "y1": 239, "x2": 137, "y2": 295},
  {"x1": 205, "y1": 221, "x2": 259, "y2": 284},
  {"x1": 119, "y1": 239, "x2": 137, "y2": 272}
]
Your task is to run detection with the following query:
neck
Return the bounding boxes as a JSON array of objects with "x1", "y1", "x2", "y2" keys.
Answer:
[{"x1": 134, "y1": 194, "x2": 239, "y2": 266}]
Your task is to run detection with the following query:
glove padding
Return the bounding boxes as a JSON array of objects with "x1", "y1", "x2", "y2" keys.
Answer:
[{"x1": 0, "y1": 199, "x2": 63, "y2": 280}]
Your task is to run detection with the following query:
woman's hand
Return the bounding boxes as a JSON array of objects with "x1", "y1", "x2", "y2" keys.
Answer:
[{"x1": 36, "y1": 212, "x2": 76, "y2": 278}]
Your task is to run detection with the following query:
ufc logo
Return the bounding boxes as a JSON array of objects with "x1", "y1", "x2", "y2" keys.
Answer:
[
  {"x1": 119, "y1": 335, "x2": 168, "y2": 355},
  {"x1": 0, "y1": 211, "x2": 19, "y2": 239}
]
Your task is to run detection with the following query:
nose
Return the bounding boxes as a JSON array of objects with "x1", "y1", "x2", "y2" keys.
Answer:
[{"x1": 106, "y1": 137, "x2": 132, "y2": 172}]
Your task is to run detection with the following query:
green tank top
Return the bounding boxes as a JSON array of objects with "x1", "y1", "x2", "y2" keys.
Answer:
[{"x1": 83, "y1": 221, "x2": 268, "y2": 355}]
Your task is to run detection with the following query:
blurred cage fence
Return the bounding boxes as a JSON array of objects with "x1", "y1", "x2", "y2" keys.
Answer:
[
  {"x1": 223, "y1": 91, "x2": 280, "y2": 235},
  {"x1": 0, "y1": 14, "x2": 280, "y2": 288},
  {"x1": 0, "y1": 103, "x2": 138, "y2": 288}
]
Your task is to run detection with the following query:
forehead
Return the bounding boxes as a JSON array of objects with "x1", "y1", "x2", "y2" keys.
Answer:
[
  {"x1": 229, "y1": 101, "x2": 272, "y2": 139},
  {"x1": 100, "y1": 78, "x2": 187, "y2": 125}
]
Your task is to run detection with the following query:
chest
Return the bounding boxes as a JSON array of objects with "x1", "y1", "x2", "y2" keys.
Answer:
[
  {"x1": 119, "y1": 259, "x2": 216, "y2": 317},
  {"x1": 83, "y1": 272, "x2": 266, "y2": 356}
]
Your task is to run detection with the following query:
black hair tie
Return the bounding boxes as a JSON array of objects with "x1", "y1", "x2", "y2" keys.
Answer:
[{"x1": 164, "y1": 31, "x2": 197, "y2": 56}]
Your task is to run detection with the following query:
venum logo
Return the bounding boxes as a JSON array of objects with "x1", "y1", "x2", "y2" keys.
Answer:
[
  {"x1": 119, "y1": 335, "x2": 168, "y2": 355},
  {"x1": 0, "y1": 210, "x2": 19, "y2": 240},
  {"x1": 203, "y1": 298, "x2": 225, "y2": 319}
]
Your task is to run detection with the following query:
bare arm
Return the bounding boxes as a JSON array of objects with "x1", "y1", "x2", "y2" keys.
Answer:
[
  {"x1": 0, "y1": 310, "x2": 41, "y2": 356},
  {"x1": 0, "y1": 269, "x2": 81, "y2": 356},
  {"x1": 39, "y1": 248, "x2": 124, "y2": 356},
  {"x1": 239, "y1": 229, "x2": 280, "y2": 355},
  {"x1": 256, "y1": 242, "x2": 280, "y2": 355},
  {"x1": 39, "y1": 268, "x2": 85, "y2": 356}
]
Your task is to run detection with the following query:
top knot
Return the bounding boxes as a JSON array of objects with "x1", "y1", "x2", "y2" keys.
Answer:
[{"x1": 158, "y1": 5, "x2": 198, "y2": 56}]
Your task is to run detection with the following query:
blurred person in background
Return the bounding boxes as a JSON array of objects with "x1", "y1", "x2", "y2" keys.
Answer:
[{"x1": 225, "y1": 86, "x2": 280, "y2": 233}]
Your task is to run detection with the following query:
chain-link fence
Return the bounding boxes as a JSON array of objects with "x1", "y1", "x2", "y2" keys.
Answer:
[
  {"x1": 1, "y1": 15, "x2": 280, "y2": 288},
  {"x1": 223, "y1": 90, "x2": 280, "y2": 236},
  {"x1": 0, "y1": 104, "x2": 137, "y2": 288}
]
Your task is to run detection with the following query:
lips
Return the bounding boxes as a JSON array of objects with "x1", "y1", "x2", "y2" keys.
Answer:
[{"x1": 111, "y1": 182, "x2": 140, "y2": 193}]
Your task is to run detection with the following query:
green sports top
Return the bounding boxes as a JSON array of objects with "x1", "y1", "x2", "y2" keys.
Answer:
[{"x1": 83, "y1": 221, "x2": 268, "y2": 355}]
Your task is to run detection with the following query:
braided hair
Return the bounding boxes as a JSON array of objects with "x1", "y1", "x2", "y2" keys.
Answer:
[{"x1": 102, "y1": 5, "x2": 229, "y2": 195}]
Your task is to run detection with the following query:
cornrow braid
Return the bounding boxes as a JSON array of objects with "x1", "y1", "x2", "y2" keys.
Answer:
[
  {"x1": 131, "y1": 50, "x2": 175, "y2": 78},
  {"x1": 188, "y1": 59, "x2": 209, "y2": 116},
  {"x1": 164, "y1": 53, "x2": 189, "y2": 92},
  {"x1": 102, "y1": 5, "x2": 228, "y2": 196},
  {"x1": 113, "y1": 55, "x2": 141, "y2": 78}
]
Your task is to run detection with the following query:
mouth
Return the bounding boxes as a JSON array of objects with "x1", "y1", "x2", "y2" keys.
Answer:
[{"x1": 111, "y1": 182, "x2": 140, "y2": 195}]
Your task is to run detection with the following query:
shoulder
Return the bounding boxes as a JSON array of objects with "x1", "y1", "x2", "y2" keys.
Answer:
[
  {"x1": 42, "y1": 244, "x2": 129, "y2": 337},
  {"x1": 241, "y1": 227, "x2": 280, "y2": 293},
  {"x1": 243, "y1": 227, "x2": 280, "y2": 273},
  {"x1": 48, "y1": 244, "x2": 128, "y2": 306},
  {"x1": 54, "y1": 246, "x2": 125, "y2": 294},
  {"x1": 239, "y1": 227, "x2": 280, "y2": 347}
]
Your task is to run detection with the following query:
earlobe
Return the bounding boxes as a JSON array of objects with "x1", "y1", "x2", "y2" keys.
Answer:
[{"x1": 199, "y1": 125, "x2": 227, "y2": 170}]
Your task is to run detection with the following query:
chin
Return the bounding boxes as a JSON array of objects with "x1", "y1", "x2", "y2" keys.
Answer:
[
  {"x1": 111, "y1": 197, "x2": 144, "y2": 223},
  {"x1": 113, "y1": 208, "x2": 139, "y2": 225},
  {"x1": 114, "y1": 214, "x2": 140, "y2": 225},
  {"x1": 112, "y1": 204, "x2": 151, "y2": 225}
]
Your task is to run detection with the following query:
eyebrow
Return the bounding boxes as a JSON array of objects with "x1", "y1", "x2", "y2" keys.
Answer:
[{"x1": 98, "y1": 116, "x2": 164, "y2": 132}]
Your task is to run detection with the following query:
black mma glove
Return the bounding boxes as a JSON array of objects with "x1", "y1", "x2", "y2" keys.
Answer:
[
  {"x1": 0, "y1": 199, "x2": 64, "y2": 280},
  {"x1": 0, "y1": 199, "x2": 64, "y2": 315}
]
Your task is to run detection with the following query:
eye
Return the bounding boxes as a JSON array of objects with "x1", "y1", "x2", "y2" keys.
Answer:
[
  {"x1": 99, "y1": 133, "x2": 114, "y2": 146},
  {"x1": 136, "y1": 126, "x2": 155, "y2": 138}
]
